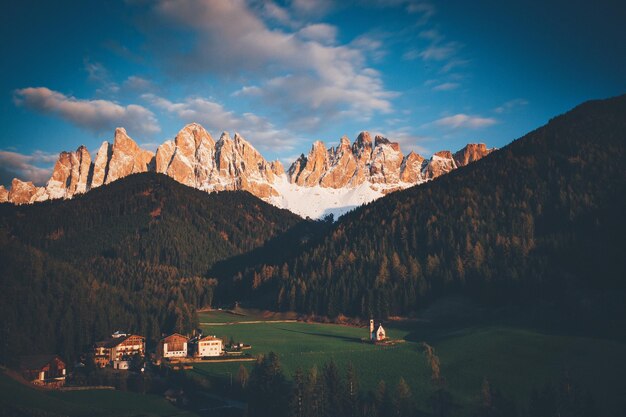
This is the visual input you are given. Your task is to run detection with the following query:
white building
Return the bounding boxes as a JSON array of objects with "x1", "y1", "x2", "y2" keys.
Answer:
[
  {"x1": 195, "y1": 335, "x2": 223, "y2": 357},
  {"x1": 369, "y1": 319, "x2": 386, "y2": 341}
]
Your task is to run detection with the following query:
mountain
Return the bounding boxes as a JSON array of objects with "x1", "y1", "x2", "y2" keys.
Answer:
[
  {"x1": 0, "y1": 125, "x2": 493, "y2": 219},
  {"x1": 0, "y1": 172, "x2": 306, "y2": 360},
  {"x1": 219, "y1": 94, "x2": 626, "y2": 334}
]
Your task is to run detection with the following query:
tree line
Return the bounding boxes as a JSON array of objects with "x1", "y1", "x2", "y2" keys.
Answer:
[{"x1": 243, "y1": 347, "x2": 601, "y2": 417}]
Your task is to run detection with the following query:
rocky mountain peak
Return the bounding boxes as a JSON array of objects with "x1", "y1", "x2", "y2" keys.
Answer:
[
  {"x1": 422, "y1": 150, "x2": 457, "y2": 179},
  {"x1": 105, "y1": 128, "x2": 154, "y2": 184},
  {"x1": 290, "y1": 140, "x2": 330, "y2": 187},
  {"x1": 271, "y1": 160, "x2": 285, "y2": 176},
  {"x1": 453, "y1": 143, "x2": 493, "y2": 167},
  {"x1": 218, "y1": 131, "x2": 232, "y2": 144},
  {"x1": 399, "y1": 151, "x2": 426, "y2": 183},
  {"x1": 355, "y1": 131, "x2": 372, "y2": 146},
  {"x1": 8, "y1": 178, "x2": 38, "y2": 204},
  {"x1": 2, "y1": 123, "x2": 492, "y2": 219},
  {"x1": 338, "y1": 136, "x2": 351, "y2": 150},
  {"x1": 0, "y1": 185, "x2": 8, "y2": 203},
  {"x1": 45, "y1": 145, "x2": 92, "y2": 199}
]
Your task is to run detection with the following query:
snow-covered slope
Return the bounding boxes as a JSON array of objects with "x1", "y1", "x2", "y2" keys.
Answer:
[{"x1": 269, "y1": 175, "x2": 418, "y2": 219}]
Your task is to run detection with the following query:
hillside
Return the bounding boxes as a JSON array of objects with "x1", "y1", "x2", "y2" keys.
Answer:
[
  {"x1": 223, "y1": 94, "x2": 626, "y2": 335},
  {"x1": 0, "y1": 172, "x2": 304, "y2": 361}
]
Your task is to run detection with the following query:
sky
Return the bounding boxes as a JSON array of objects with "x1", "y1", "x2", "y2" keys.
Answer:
[{"x1": 1, "y1": 0, "x2": 625, "y2": 187}]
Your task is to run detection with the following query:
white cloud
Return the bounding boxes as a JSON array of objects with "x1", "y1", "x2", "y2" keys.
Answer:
[
  {"x1": 441, "y1": 58, "x2": 469, "y2": 73},
  {"x1": 298, "y1": 23, "x2": 337, "y2": 45},
  {"x1": 14, "y1": 87, "x2": 161, "y2": 136},
  {"x1": 494, "y1": 98, "x2": 529, "y2": 114},
  {"x1": 432, "y1": 114, "x2": 497, "y2": 130},
  {"x1": 84, "y1": 59, "x2": 120, "y2": 95},
  {"x1": 122, "y1": 76, "x2": 154, "y2": 92},
  {"x1": 289, "y1": 0, "x2": 335, "y2": 18},
  {"x1": 418, "y1": 29, "x2": 442, "y2": 41},
  {"x1": 139, "y1": 0, "x2": 394, "y2": 128},
  {"x1": 432, "y1": 82, "x2": 460, "y2": 91},
  {"x1": 417, "y1": 42, "x2": 459, "y2": 61},
  {"x1": 0, "y1": 150, "x2": 57, "y2": 186},
  {"x1": 259, "y1": 2, "x2": 293, "y2": 26},
  {"x1": 143, "y1": 94, "x2": 297, "y2": 152}
]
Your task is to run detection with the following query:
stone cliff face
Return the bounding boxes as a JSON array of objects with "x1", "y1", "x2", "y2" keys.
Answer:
[
  {"x1": 45, "y1": 145, "x2": 92, "y2": 199},
  {"x1": 285, "y1": 132, "x2": 493, "y2": 189},
  {"x1": 7, "y1": 178, "x2": 39, "y2": 204},
  {"x1": 155, "y1": 126, "x2": 280, "y2": 198},
  {"x1": 289, "y1": 141, "x2": 329, "y2": 187},
  {"x1": 0, "y1": 186, "x2": 8, "y2": 203},
  {"x1": 453, "y1": 143, "x2": 493, "y2": 167},
  {"x1": 422, "y1": 150, "x2": 458, "y2": 180},
  {"x1": 105, "y1": 128, "x2": 154, "y2": 184},
  {"x1": 2, "y1": 124, "x2": 493, "y2": 217}
]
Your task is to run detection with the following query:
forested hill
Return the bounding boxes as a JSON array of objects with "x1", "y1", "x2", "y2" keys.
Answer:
[
  {"x1": 0, "y1": 172, "x2": 304, "y2": 361},
  {"x1": 226, "y1": 94, "x2": 626, "y2": 330}
]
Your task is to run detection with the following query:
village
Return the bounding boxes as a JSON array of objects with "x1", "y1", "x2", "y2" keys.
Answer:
[
  {"x1": 13, "y1": 319, "x2": 390, "y2": 390},
  {"x1": 13, "y1": 329, "x2": 255, "y2": 390}
]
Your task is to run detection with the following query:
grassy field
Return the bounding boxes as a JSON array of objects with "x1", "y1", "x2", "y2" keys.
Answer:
[
  {"x1": 0, "y1": 371, "x2": 198, "y2": 417},
  {"x1": 197, "y1": 308, "x2": 297, "y2": 324},
  {"x1": 194, "y1": 311, "x2": 626, "y2": 416},
  {"x1": 4, "y1": 310, "x2": 624, "y2": 416}
]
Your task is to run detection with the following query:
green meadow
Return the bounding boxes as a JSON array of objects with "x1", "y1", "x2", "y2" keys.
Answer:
[
  {"x1": 3, "y1": 311, "x2": 625, "y2": 416},
  {"x1": 194, "y1": 311, "x2": 626, "y2": 416},
  {"x1": 0, "y1": 371, "x2": 197, "y2": 417}
]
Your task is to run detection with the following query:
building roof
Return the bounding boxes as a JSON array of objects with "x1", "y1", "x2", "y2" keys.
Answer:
[
  {"x1": 160, "y1": 333, "x2": 189, "y2": 343},
  {"x1": 95, "y1": 334, "x2": 144, "y2": 348},
  {"x1": 19, "y1": 355, "x2": 64, "y2": 370},
  {"x1": 198, "y1": 335, "x2": 221, "y2": 342}
]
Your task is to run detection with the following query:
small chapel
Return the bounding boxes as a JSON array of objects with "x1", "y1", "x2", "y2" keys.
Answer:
[{"x1": 369, "y1": 319, "x2": 386, "y2": 341}]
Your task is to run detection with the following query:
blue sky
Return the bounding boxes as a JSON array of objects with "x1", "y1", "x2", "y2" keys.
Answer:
[{"x1": 1, "y1": 0, "x2": 625, "y2": 186}]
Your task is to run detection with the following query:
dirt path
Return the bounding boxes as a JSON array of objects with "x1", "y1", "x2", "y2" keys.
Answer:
[{"x1": 200, "y1": 320, "x2": 298, "y2": 325}]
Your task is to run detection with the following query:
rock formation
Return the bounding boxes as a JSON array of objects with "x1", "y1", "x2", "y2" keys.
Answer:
[
  {"x1": 453, "y1": 143, "x2": 493, "y2": 167},
  {"x1": 105, "y1": 128, "x2": 154, "y2": 184},
  {"x1": 399, "y1": 151, "x2": 426, "y2": 183},
  {"x1": 45, "y1": 145, "x2": 92, "y2": 199},
  {"x1": 1, "y1": 124, "x2": 493, "y2": 218},
  {"x1": 422, "y1": 150, "x2": 458, "y2": 180},
  {"x1": 0, "y1": 185, "x2": 9, "y2": 203},
  {"x1": 7, "y1": 178, "x2": 39, "y2": 204}
]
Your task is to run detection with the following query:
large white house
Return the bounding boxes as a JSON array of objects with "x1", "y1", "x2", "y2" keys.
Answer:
[{"x1": 195, "y1": 335, "x2": 223, "y2": 357}]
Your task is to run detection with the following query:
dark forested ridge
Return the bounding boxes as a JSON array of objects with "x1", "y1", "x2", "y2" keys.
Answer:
[
  {"x1": 0, "y1": 172, "x2": 303, "y2": 361},
  {"x1": 223, "y1": 94, "x2": 626, "y2": 332},
  {"x1": 0, "y1": 172, "x2": 302, "y2": 275}
]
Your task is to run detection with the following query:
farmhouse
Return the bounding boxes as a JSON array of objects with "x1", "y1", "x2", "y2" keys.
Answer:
[
  {"x1": 93, "y1": 332, "x2": 145, "y2": 368},
  {"x1": 157, "y1": 333, "x2": 189, "y2": 359},
  {"x1": 369, "y1": 319, "x2": 386, "y2": 341},
  {"x1": 190, "y1": 335, "x2": 223, "y2": 357},
  {"x1": 18, "y1": 355, "x2": 66, "y2": 387}
]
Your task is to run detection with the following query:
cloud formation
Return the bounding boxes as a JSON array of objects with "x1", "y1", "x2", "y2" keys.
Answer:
[
  {"x1": 494, "y1": 98, "x2": 529, "y2": 114},
  {"x1": 143, "y1": 94, "x2": 297, "y2": 152},
  {"x1": 0, "y1": 150, "x2": 57, "y2": 186},
  {"x1": 432, "y1": 114, "x2": 497, "y2": 129},
  {"x1": 432, "y1": 82, "x2": 460, "y2": 91},
  {"x1": 139, "y1": 0, "x2": 395, "y2": 127},
  {"x1": 14, "y1": 87, "x2": 160, "y2": 136}
]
